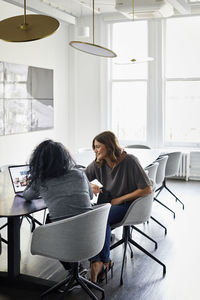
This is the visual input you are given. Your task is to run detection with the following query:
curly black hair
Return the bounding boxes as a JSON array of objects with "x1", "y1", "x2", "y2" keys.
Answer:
[{"x1": 29, "y1": 139, "x2": 75, "y2": 182}]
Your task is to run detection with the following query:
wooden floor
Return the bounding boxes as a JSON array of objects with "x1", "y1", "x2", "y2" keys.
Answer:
[{"x1": 0, "y1": 179, "x2": 200, "y2": 300}]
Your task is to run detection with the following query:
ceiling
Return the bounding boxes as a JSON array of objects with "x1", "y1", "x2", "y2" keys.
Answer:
[{"x1": 3, "y1": 0, "x2": 200, "y2": 24}]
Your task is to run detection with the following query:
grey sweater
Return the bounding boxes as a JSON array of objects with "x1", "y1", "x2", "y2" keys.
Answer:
[{"x1": 23, "y1": 168, "x2": 93, "y2": 221}]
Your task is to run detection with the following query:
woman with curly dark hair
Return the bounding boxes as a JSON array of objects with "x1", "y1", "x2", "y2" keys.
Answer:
[
  {"x1": 85, "y1": 131, "x2": 152, "y2": 283},
  {"x1": 23, "y1": 139, "x2": 93, "y2": 222}
]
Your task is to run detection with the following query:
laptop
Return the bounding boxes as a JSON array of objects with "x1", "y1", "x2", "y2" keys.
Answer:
[{"x1": 8, "y1": 165, "x2": 30, "y2": 197}]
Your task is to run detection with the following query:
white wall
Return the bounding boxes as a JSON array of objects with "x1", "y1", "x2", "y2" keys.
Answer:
[
  {"x1": 68, "y1": 16, "x2": 109, "y2": 152},
  {"x1": 0, "y1": 1, "x2": 69, "y2": 165}
]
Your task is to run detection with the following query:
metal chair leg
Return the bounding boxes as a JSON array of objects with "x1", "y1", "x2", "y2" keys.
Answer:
[
  {"x1": 128, "y1": 241, "x2": 134, "y2": 258},
  {"x1": 150, "y1": 216, "x2": 167, "y2": 235},
  {"x1": 111, "y1": 226, "x2": 166, "y2": 285},
  {"x1": 164, "y1": 183, "x2": 184, "y2": 210},
  {"x1": 154, "y1": 197, "x2": 176, "y2": 219},
  {"x1": 41, "y1": 263, "x2": 105, "y2": 300},
  {"x1": 128, "y1": 237, "x2": 166, "y2": 276},
  {"x1": 131, "y1": 225, "x2": 158, "y2": 249}
]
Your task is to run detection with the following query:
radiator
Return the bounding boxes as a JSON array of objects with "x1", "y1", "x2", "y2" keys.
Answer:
[
  {"x1": 189, "y1": 151, "x2": 200, "y2": 180},
  {"x1": 175, "y1": 152, "x2": 190, "y2": 181}
]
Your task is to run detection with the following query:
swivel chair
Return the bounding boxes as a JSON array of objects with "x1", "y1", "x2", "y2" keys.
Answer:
[
  {"x1": 159, "y1": 152, "x2": 184, "y2": 209},
  {"x1": 31, "y1": 203, "x2": 111, "y2": 299},
  {"x1": 131, "y1": 162, "x2": 159, "y2": 249},
  {"x1": 154, "y1": 155, "x2": 177, "y2": 219},
  {"x1": 110, "y1": 189, "x2": 166, "y2": 285}
]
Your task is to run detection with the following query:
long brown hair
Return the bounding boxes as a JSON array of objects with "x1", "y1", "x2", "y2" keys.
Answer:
[{"x1": 92, "y1": 131, "x2": 122, "y2": 165}]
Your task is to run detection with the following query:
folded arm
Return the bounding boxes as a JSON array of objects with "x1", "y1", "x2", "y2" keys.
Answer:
[{"x1": 111, "y1": 185, "x2": 152, "y2": 206}]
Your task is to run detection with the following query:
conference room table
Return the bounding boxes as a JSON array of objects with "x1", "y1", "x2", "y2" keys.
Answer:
[
  {"x1": 0, "y1": 169, "x2": 47, "y2": 282},
  {"x1": 73, "y1": 148, "x2": 161, "y2": 169}
]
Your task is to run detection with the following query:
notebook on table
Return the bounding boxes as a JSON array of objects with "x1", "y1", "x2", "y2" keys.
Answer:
[{"x1": 8, "y1": 165, "x2": 30, "y2": 197}]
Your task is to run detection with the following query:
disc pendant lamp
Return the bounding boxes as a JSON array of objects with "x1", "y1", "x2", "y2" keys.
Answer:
[
  {"x1": 69, "y1": 0, "x2": 117, "y2": 58},
  {"x1": 0, "y1": 0, "x2": 59, "y2": 42},
  {"x1": 115, "y1": 57, "x2": 154, "y2": 65},
  {"x1": 115, "y1": 0, "x2": 154, "y2": 65}
]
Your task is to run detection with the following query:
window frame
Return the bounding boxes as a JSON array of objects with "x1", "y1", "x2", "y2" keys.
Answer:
[
  {"x1": 163, "y1": 16, "x2": 200, "y2": 148},
  {"x1": 107, "y1": 16, "x2": 200, "y2": 150},
  {"x1": 109, "y1": 20, "x2": 149, "y2": 147}
]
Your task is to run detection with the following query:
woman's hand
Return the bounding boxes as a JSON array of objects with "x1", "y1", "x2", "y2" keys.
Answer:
[
  {"x1": 111, "y1": 197, "x2": 123, "y2": 206},
  {"x1": 111, "y1": 186, "x2": 152, "y2": 206},
  {"x1": 91, "y1": 183, "x2": 102, "y2": 196}
]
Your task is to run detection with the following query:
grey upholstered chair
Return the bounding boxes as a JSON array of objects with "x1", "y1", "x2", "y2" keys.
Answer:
[
  {"x1": 110, "y1": 188, "x2": 166, "y2": 285},
  {"x1": 125, "y1": 144, "x2": 151, "y2": 149},
  {"x1": 31, "y1": 203, "x2": 111, "y2": 299},
  {"x1": 145, "y1": 162, "x2": 159, "y2": 183},
  {"x1": 130, "y1": 162, "x2": 159, "y2": 249},
  {"x1": 144, "y1": 160, "x2": 168, "y2": 235},
  {"x1": 159, "y1": 152, "x2": 184, "y2": 209},
  {"x1": 154, "y1": 155, "x2": 177, "y2": 219}
]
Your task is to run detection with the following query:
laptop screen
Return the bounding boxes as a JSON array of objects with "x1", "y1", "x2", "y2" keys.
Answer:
[{"x1": 8, "y1": 165, "x2": 30, "y2": 193}]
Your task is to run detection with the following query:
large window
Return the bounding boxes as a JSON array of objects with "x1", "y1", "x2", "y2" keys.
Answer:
[
  {"x1": 109, "y1": 16, "x2": 200, "y2": 148},
  {"x1": 165, "y1": 16, "x2": 200, "y2": 146},
  {"x1": 111, "y1": 21, "x2": 148, "y2": 144}
]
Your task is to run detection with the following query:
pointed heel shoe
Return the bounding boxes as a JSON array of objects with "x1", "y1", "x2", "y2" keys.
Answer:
[{"x1": 98, "y1": 260, "x2": 114, "y2": 283}]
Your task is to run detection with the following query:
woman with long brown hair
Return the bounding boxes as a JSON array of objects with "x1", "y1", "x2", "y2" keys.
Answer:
[{"x1": 85, "y1": 131, "x2": 152, "y2": 283}]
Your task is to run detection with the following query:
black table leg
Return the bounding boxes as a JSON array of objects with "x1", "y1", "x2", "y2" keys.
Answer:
[{"x1": 8, "y1": 216, "x2": 21, "y2": 278}]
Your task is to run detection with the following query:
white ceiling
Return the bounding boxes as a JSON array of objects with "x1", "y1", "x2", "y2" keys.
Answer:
[{"x1": 3, "y1": 0, "x2": 200, "y2": 24}]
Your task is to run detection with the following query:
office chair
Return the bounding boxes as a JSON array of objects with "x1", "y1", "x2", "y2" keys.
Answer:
[
  {"x1": 31, "y1": 203, "x2": 111, "y2": 299},
  {"x1": 144, "y1": 160, "x2": 168, "y2": 235},
  {"x1": 110, "y1": 188, "x2": 166, "y2": 285},
  {"x1": 130, "y1": 162, "x2": 159, "y2": 249},
  {"x1": 125, "y1": 144, "x2": 151, "y2": 149},
  {"x1": 159, "y1": 152, "x2": 184, "y2": 209},
  {"x1": 153, "y1": 155, "x2": 177, "y2": 219}
]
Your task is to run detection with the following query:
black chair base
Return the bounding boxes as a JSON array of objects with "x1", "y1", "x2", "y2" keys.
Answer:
[
  {"x1": 21, "y1": 214, "x2": 43, "y2": 232},
  {"x1": 41, "y1": 263, "x2": 105, "y2": 300},
  {"x1": 155, "y1": 186, "x2": 176, "y2": 218},
  {"x1": 131, "y1": 225, "x2": 158, "y2": 249},
  {"x1": 163, "y1": 180, "x2": 184, "y2": 210},
  {"x1": 110, "y1": 226, "x2": 166, "y2": 285},
  {"x1": 155, "y1": 179, "x2": 184, "y2": 216},
  {"x1": 150, "y1": 216, "x2": 167, "y2": 235}
]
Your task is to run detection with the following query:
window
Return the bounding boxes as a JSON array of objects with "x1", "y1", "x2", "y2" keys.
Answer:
[
  {"x1": 111, "y1": 21, "x2": 148, "y2": 144},
  {"x1": 165, "y1": 16, "x2": 200, "y2": 146}
]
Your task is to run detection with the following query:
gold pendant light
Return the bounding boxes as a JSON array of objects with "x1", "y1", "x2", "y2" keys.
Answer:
[
  {"x1": 0, "y1": 0, "x2": 59, "y2": 42},
  {"x1": 69, "y1": 0, "x2": 117, "y2": 58},
  {"x1": 115, "y1": 0, "x2": 154, "y2": 65},
  {"x1": 115, "y1": 57, "x2": 154, "y2": 65},
  {"x1": 130, "y1": 0, "x2": 153, "y2": 64}
]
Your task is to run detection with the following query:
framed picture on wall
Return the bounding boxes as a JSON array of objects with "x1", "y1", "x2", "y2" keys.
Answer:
[{"x1": 0, "y1": 61, "x2": 54, "y2": 136}]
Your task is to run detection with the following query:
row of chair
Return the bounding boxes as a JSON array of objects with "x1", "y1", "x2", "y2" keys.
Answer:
[{"x1": 31, "y1": 150, "x2": 183, "y2": 299}]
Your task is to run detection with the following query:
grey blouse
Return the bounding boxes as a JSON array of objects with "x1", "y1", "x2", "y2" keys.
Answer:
[
  {"x1": 23, "y1": 168, "x2": 93, "y2": 221},
  {"x1": 85, "y1": 153, "x2": 151, "y2": 199}
]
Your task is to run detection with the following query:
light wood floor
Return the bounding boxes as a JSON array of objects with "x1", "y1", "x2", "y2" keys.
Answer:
[{"x1": 0, "y1": 179, "x2": 200, "y2": 300}]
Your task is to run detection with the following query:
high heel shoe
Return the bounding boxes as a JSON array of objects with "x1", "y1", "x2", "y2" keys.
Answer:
[
  {"x1": 98, "y1": 260, "x2": 114, "y2": 283},
  {"x1": 90, "y1": 261, "x2": 104, "y2": 284}
]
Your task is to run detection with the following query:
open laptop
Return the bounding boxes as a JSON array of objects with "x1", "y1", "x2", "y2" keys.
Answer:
[{"x1": 8, "y1": 165, "x2": 30, "y2": 197}]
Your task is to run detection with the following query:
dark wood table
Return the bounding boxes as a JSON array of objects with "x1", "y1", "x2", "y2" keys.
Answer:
[{"x1": 0, "y1": 170, "x2": 47, "y2": 281}]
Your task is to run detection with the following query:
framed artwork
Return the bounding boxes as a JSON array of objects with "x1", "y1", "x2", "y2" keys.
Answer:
[{"x1": 0, "y1": 61, "x2": 54, "y2": 136}]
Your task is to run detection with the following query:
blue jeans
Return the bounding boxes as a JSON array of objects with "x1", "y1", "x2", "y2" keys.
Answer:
[{"x1": 90, "y1": 203, "x2": 130, "y2": 263}]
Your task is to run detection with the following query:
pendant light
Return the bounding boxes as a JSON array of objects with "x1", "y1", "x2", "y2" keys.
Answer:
[
  {"x1": 0, "y1": 0, "x2": 59, "y2": 42},
  {"x1": 69, "y1": 0, "x2": 117, "y2": 58},
  {"x1": 115, "y1": 57, "x2": 154, "y2": 65},
  {"x1": 115, "y1": 0, "x2": 154, "y2": 65}
]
